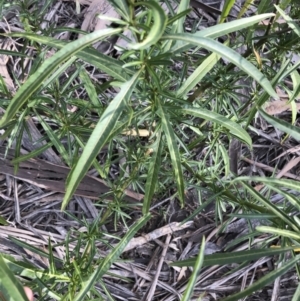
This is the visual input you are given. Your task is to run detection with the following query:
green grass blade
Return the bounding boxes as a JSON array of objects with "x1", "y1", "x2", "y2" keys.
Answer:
[
  {"x1": 237, "y1": 0, "x2": 255, "y2": 18},
  {"x1": 258, "y1": 108, "x2": 300, "y2": 141},
  {"x1": 73, "y1": 213, "x2": 151, "y2": 301},
  {"x1": 0, "y1": 255, "x2": 31, "y2": 301},
  {"x1": 181, "y1": 236, "x2": 205, "y2": 301},
  {"x1": 219, "y1": 0, "x2": 236, "y2": 23},
  {"x1": 143, "y1": 129, "x2": 163, "y2": 214},
  {"x1": 7, "y1": 32, "x2": 129, "y2": 82},
  {"x1": 256, "y1": 226, "x2": 300, "y2": 240},
  {"x1": 48, "y1": 237, "x2": 56, "y2": 275},
  {"x1": 181, "y1": 107, "x2": 252, "y2": 146},
  {"x1": 128, "y1": 1, "x2": 167, "y2": 50},
  {"x1": 160, "y1": 106, "x2": 185, "y2": 207},
  {"x1": 275, "y1": 5, "x2": 300, "y2": 37},
  {"x1": 176, "y1": 52, "x2": 220, "y2": 98},
  {"x1": 0, "y1": 28, "x2": 122, "y2": 128},
  {"x1": 220, "y1": 254, "x2": 300, "y2": 301},
  {"x1": 164, "y1": 34, "x2": 278, "y2": 99},
  {"x1": 62, "y1": 68, "x2": 143, "y2": 210},
  {"x1": 170, "y1": 247, "x2": 293, "y2": 267}
]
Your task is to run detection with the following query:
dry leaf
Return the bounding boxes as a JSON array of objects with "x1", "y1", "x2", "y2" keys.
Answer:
[
  {"x1": 264, "y1": 100, "x2": 300, "y2": 115},
  {"x1": 0, "y1": 40, "x2": 15, "y2": 92}
]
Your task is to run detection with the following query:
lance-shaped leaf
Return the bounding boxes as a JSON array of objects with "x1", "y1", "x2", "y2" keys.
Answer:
[
  {"x1": 7, "y1": 32, "x2": 129, "y2": 82},
  {"x1": 176, "y1": 52, "x2": 220, "y2": 98},
  {"x1": 275, "y1": 5, "x2": 300, "y2": 37},
  {"x1": 219, "y1": 0, "x2": 236, "y2": 23},
  {"x1": 143, "y1": 129, "x2": 163, "y2": 214},
  {"x1": 62, "y1": 69, "x2": 143, "y2": 210},
  {"x1": 181, "y1": 107, "x2": 252, "y2": 146},
  {"x1": 0, "y1": 255, "x2": 32, "y2": 301},
  {"x1": 0, "y1": 28, "x2": 123, "y2": 128},
  {"x1": 169, "y1": 13, "x2": 274, "y2": 53},
  {"x1": 128, "y1": 1, "x2": 167, "y2": 50},
  {"x1": 259, "y1": 108, "x2": 300, "y2": 141},
  {"x1": 163, "y1": 34, "x2": 278, "y2": 100},
  {"x1": 159, "y1": 107, "x2": 185, "y2": 207}
]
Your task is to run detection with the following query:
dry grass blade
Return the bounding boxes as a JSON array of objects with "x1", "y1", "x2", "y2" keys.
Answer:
[
  {"x1": 276, "y1": 156, "x2": 300, "y2": 179},
  {"x1": 0, "y1": 147, "x2": 143, "y2": 202},
  {"x1": 241, "y1": 156, "x2": 300, "y2": 181},
  {"x1": 146, "y1": 234, "x2": 172, "y2": 300},
  {"x1": 120, "y1": 221, "x2": 193, "y2": 253}
]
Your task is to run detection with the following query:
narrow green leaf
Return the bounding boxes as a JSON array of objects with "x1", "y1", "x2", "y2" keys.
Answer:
[
  {"x1": 176, "y1": 52, "x2": 220, "y2": 98},
  {"x1": 275, "y1": 5, "x2": 300, "y2": 37},
  {"x1": 181, "y1": 107, "x2": 252, "y2": 146},
  {"x1": 0, "y1": 215, "x2": 8, "y2": 225},
  {"x1": 79, "y1": 67, "x2": 102, "y2": 113},
  {"x1": 258, "y1": 108, "x2": 300, "y2": 141},
  {"x1": 7, "y1": 32, "x2": 129, "y2": 82},
  {"x1": 0, "y1": 255, "x2": 31, "y2": 301},
  {"x1": 62, "y1": 68, "x2": 143, "y2": 210},
  {"x1": 128, "y1": 1, "x2": 167, "y2": 50},
  {"x1": 237, "y1": 181, "x2": 298, "y2": 231},
  {"x1": 171, "y1": 0, "x2": 189, "y2": 33},
  {"x1": 169, "y1": 13, "x2": 275, "y2": 53},
  {"x1": 236, "y1": 176, "x2": 300, "y2": 195},
  {"x1": 170, "y1": 247, "x2": 293, "y2": 267},
  {"x1": 246, "y1": 59, "x2": 290, "y2": 127},
  {"x1": 219, "y1": 0, "x2": 236, "y2": 23},
  {"x1": 35, "y1": 112, "x2": 70, "y2": 165},
  {"x1": 0, "y1": 28, "x2": 122, "y2": 128},
  {"x1": 11, "y1": 143, "x2": 53, "y2": 164},
  {"x1": 109, "y1": 0, "x2": 130, "y2": 21},
  {"x1": 159, "y1": 106, "x2": 185, "y2": 206},
  {"x1": 0, "y1": 49, "x2": 29, "y2": 57},
  {"x1": 181, "y1": 236, "x2": 205, "y2": 301},
  {"x1": 9, "y1": 236, "x2": 62, "y2": 263},
  {"x1": 48, "y1": 238, "x2": 56, "y2": 275},
  {"x1": 73, "y1": 213, "x2": 151, "y2": 301},
  {"x1": 164, "y1": 34, "x2": 278, "y2": 99},
  {"x1": 262, "y1": 185, "x2": 300, "y2": 213},
  {"x1": 2, "y1": 254, "x2": 67, "y2": 281},
  {"x1": 221, "y1": 254, "x2": 300, "y2": 301},
  {"x1": 40, "y1": 56, "x2": 77, "y2": 91},
  {"x1": 256, "y1": 226, "x2": 300, "y2": 241},
  {"x1": 143, "y1": 129, "x2": 163, "y2": 214},
  {"x1": 292, "y1": 282, "x2": 300, "y2": 301},
  {"x1": 237, "y1": 0, "x2": 255, "y2": 18}
]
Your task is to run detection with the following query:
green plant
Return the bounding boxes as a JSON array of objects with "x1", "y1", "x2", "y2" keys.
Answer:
[{"x1": 0, "y1": 0, "x2": 300, "y2": 299}]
